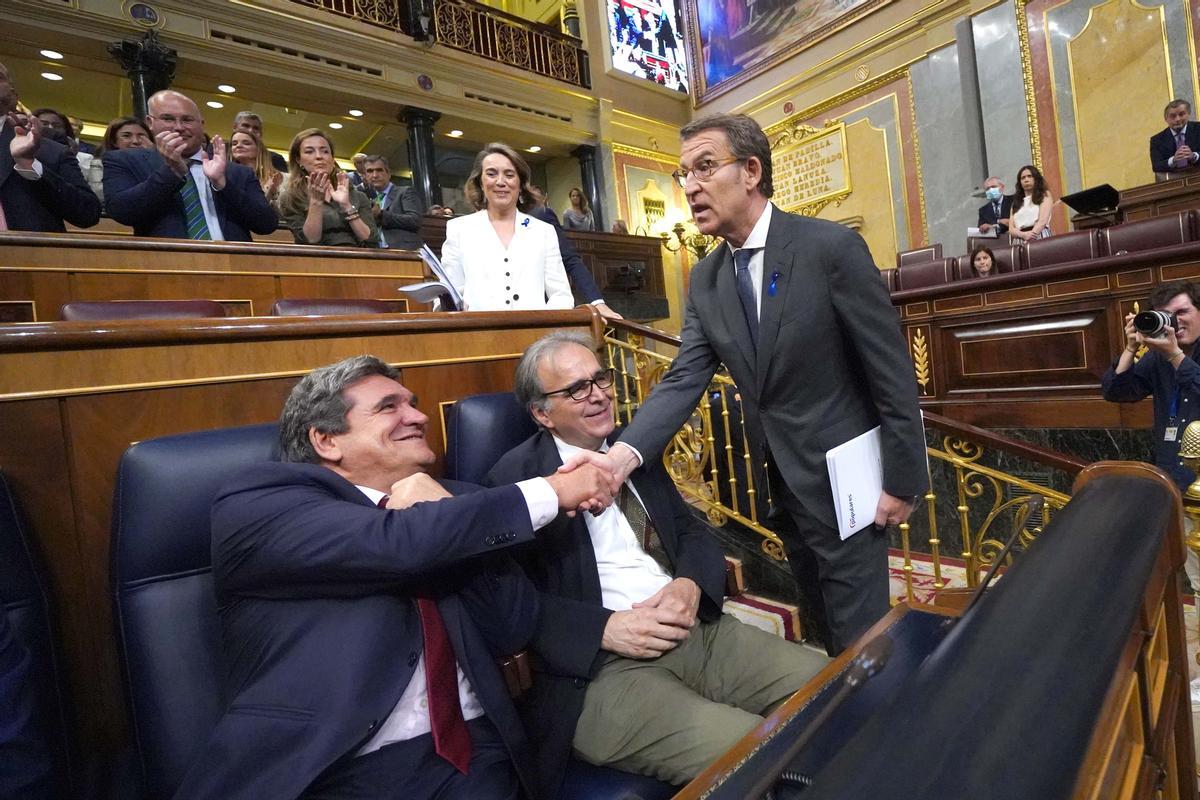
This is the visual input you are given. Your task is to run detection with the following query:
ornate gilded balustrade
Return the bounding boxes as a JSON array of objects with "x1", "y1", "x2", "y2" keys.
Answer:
[
  {"x1": 288, "y1": 0, "x2": 407, "y2": 33},
  {"x1": 432, "y1": 0, "x2": 590, "y2": 87},
  {"x1": 604, "y1": 320, "x2": 1088, "y2": 602}
]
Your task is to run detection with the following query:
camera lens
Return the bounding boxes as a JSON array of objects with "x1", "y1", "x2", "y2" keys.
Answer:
[{"x1": 1133, "y1": 310, "x2": 1176, "y2": 337}]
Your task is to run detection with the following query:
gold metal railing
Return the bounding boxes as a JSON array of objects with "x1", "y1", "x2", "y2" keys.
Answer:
[
  {"x1": 432, "y1": 0, "x2": 590, "y2": 87},
  {"x1": 288, "y1": 0, "x2": 407, "y2": 33},
  {"x1": 604, "y1": 320, "x2": 1087, "y2": 602}
]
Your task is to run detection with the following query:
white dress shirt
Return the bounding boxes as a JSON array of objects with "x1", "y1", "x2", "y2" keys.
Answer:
[
  {"x1": 551, "y1": 437, "x2": 671, "y2": 611},
  {"x1": 353, "y1": 477, "x2": 558, "y2": 755},
  {"x1": 725, "y1": 201, "x2": 774, "y2": 317},
  {"x1": 440, "y1": 210, "x2": 573, "y2": 311},
  {"x1": 186, "y1": 154, "x2": 226, "y2": 241}
]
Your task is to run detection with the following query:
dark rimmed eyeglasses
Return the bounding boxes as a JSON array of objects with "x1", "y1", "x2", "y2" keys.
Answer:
[
  {"x1": 671, "y1": 156, "x2": 742, "y2": 188},
  {"x1": 542, "y1": 368, "x2": 616, "y2": 402}
]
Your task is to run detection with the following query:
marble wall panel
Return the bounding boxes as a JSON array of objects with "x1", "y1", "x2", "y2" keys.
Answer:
[
  {"x1": 973, "y1": 0, "x2": 1033, "y2": 184},
  {"x1": 911, "y1": 45, "x2": 977, "y2": 258}
]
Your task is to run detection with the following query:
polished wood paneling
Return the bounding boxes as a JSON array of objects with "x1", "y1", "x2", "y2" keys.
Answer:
[
  {"x1": 891, "y1": 243, "x2": 1200, "y2": 427},
  {"x1": 1121, "y1": 175, "x2": 1200, "y2": 222},
  {"x1": 0, "y1": 309, "x2": 600, "y2": 761}
]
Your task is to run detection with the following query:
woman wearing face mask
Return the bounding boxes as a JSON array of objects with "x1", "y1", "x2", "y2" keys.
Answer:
[
  {"x1": 439, "y1": 142, "x2": 572, "y2": 310},
  {"x1": 977, "y1": 178, "x2": 1012, "y2": 236},
  {"x1": 1006, "y1": 165, "x2": 1054, "y2": 242},
  {"x1": 276, "y1": 128, "x2": 377, "y2": 247}
]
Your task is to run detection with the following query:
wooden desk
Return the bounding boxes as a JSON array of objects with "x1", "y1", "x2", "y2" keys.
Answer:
[
  {"x1": 0, "y1": 231, "x2": 427, "y2": 321},
  {"x1": 1121, "y1": 174, "x2": 1200, "y2": 222},
  {"x1": 0, "y1": 309, "x2": 602, "y2": 760},
  {"x1": 891, "y1": 241, "x2": 1200, "y2": 429}
]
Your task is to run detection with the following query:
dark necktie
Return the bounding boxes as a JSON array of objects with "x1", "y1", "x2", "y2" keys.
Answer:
[
  {"x1": 1177, "y1": 130, "x2": 1187, "y2": 148},
  {"x1": 992, "y1": 200, "x2": 1001, "y2": 218},
  {"x1": 734, "y1": 248, "x2": 759, "y2": 349},
  {"x1": 377, "y1": 495, "x2": 473, "y2": 773},
  {"x1": 616, "y1": 483, "x2": 670, "y2": 572}
]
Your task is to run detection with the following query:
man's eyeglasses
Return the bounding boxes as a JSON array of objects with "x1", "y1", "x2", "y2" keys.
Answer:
[
  {"x1": 671, "y1": 156, "x2": 742, "y2": 188},
  {"x1": 542, "y1": 369, "x2": 616, "y2": 401},
  {"x1": 149, "y1": 114, "x2": 200, "y2": 126}
]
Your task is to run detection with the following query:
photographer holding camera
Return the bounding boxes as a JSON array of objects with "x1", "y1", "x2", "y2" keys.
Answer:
[{"x1": 1102, "y1": 281, "x2": 1200, "y2": 605}]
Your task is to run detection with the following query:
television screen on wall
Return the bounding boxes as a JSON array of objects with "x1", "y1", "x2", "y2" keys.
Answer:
[{"x1": 606, "y1": 0, "x2": 689, "y2": 94}]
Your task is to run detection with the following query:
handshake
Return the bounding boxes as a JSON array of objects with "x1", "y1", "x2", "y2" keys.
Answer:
[{"x1": 544, "y1": 445, "x2": 640, "y2": 516}]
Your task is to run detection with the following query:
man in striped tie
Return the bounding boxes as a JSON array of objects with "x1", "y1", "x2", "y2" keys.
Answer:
[
  {"x1": 1150, "y1": 99, "x2": 1200, "y2": 174},
  {"x1": 103, "y1": 90, "x2": 277, "y2": 240},
  {"x1": 174, "y1": 355, "x2": 617, "y2": 800}
]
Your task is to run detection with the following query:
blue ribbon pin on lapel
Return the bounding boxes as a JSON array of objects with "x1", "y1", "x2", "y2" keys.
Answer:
[
  {"x1": 520, "y1": 217, "x2": 530, "y2": 227},
  {"x1": 768, "y1": 271, "x2": 781, "y2": 297}
]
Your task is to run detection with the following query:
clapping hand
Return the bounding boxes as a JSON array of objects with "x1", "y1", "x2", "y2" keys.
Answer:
[
  {"x1": 199, "y1": 135, "x2": 227, "y2": 190},
  {"x1": 7, "y1": 112, "x2": 40, "y2": 165},
  {"x1": 329, "y1": 172, "x2": 353, "y2": 212},
  {"x1": 307, "y1": 170, "x2": 332, "y2": 205},
  {"x1": 155, "y1": 130, "x2": 192, "y2": 177}
]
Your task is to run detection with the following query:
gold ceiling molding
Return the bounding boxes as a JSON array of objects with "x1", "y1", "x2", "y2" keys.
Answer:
[
  {"x1": 764, "y1": 65, "x2": 910, "y2": 137},
  {"x1": 1014, "y1": 0, "x2": 1043, "y2": 170},
  {"x1": 611, "y1": 142, "x2": 680, "y2": 165}
]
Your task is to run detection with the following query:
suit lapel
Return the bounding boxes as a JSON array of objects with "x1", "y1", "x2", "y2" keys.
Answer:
[
  {"x1": 534, "y1": 432, "x2": 605, "y2": 602},
  {"x1": 713, "y1": 247, "x2": 757, "y2": 377},
  {"x1": 0, "y1": 124, "x2": 13, "y2": 187},
  {"x1": 755, "y1": 212, "x2": 796, "y2": 390}
]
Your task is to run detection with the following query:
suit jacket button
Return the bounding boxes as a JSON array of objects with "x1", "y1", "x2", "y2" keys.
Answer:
[
  {"x1": 484, "y1": 535, "x2": 496, "y2": 545},
  {"x1": 368, "y1": 720, "x2": 379, "y2": 732},
  {"x1": 408, "y1": 651, "x2": 419, "y2": 667},
  {"x1": 573, "y1": 677, "x2": 586, "y2": 688}
]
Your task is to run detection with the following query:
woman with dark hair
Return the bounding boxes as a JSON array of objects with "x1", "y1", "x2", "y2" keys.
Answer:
[
  {"x1": 440, "y1": 142, "x2": 572, "y2": 310},
  {"x1": 1006, "y1": 164, "x2": 1053, "y2": 241},
  {"x1": 562, "y1": 187, "x2": 594, "y2": 231},
  {"x1": 227, "y1": 129, "x2": 282, "y2": 203},
  {"x1": 276, "y1": 127, "x2": 377, "y2": 247},
  {"x1": 100, "y1": 116, "x2": 152, "y2": 155},
  {"x1": 970, "y1": 245, "x2": 996, "y2": 278}
]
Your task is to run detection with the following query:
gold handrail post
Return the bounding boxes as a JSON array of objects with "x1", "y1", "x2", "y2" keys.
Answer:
[
  {"x1": 954, "y1": 457, "x2": 976, "y2": 587},
  {"x1": 923, "y1": 459, "x2": 944, "y2": 591}
]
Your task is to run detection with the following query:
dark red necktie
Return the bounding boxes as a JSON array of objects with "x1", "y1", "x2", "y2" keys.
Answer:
[{"x1": 378, "y1": 495, "x2": 473, "y2": 773}]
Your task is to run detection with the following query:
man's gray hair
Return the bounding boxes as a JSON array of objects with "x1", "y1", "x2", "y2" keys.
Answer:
[
  {"x1": 279, "y1": 355, "x2": 400, "y2": 463},
  {"x1": 680, "y1": 113, "x2": 774, "y2": 198},
  {"x1": 1166, "y1": 98, "x2": 1192, "y2": 115},
  {"x1": 514, "y1": 331, "x2": 599, "y2": 421},
  {"x1": 234, "y1": 111, "x2": 262, "y2": 125},
  {"x1": 364, "y1": 154, "x2": 390, "y2": 170}
]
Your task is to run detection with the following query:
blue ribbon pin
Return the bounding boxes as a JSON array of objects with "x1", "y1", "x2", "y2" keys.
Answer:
[
  {"x1": 520, "y1": 217, "x2": 530, "y2": 227},
  {"x1": 768, "y1": 271, "x2": 780, "y2": 297}
]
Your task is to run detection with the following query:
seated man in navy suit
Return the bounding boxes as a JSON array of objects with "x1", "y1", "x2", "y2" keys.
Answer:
[
  {"x1": 174, "y1": 355, "x2": 615, "y2": 800},
  {"x1": 103, "y1": 89, "x2": 277, "y2": 240},
  {"x1": 0, "y1": 61, "x2": 101, "y2": 233},
  {"x1": 1150, "y1": 99, "x2": 1200, "y2": 174},
  {"x1": 486, "y1": 332, "x2": 828, "y2": 798}
]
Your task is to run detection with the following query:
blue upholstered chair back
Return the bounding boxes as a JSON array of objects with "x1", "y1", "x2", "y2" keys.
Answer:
[
  {"x1": 0, "y1": 471, "x2": 74, "y2": 797},
  {"x1": 111, "y1": 423, "x2": 279, "y2": 798},
  {"x1": 443, "y1": 391, "x2": 538, "y2": 484}
]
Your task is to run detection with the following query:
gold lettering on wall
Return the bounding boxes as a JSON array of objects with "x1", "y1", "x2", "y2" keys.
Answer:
[{"x1": 771, "y1": 123, "x2": 851, "y2": 215}]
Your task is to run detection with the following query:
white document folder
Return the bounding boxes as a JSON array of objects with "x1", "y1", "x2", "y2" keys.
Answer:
[{"x1": 825, "y1": 426, "x2": 883, "y2": 540}]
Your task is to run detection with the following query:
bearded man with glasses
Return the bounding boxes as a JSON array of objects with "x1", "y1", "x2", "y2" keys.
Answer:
[
  {"x1": 563, "y1": 113, "x2": 927, "y2": 659},
  {"x1": 103, "y1": 90, "x2": 277, "y2": 240},
  {"x1": 486, "y1": 331, "x2": 828, "y2": 798}
]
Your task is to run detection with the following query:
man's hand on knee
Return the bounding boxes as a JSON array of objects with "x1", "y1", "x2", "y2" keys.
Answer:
[
  {"x1": 601, "y1": 607, "x2": 692, "y2": 659},
  {"x1": 632, "y1": 578, "x2": 700, "y2": 628}
]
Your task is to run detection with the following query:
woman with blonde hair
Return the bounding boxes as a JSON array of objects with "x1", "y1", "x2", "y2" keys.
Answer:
[
  {"x1": 228, "y1": 129, "x2": 282, "y2": 203},
  {"x1": 277, "y1": 128, "x2": 377, "y2": 247},
  {"x1": 440, "y1": 142, "x2": 571, "y2": 310},
  {"x1": 562, "y1": 186, "x2": 594, "y2": 231}
]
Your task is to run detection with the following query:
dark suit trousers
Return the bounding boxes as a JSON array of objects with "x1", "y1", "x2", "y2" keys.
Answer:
[
  {"x1": 767, "y1": 458, "x2": 889, "y2": 657},
  {"x1": 301, "y1": 717, "x2": 517, "y2": 800}
]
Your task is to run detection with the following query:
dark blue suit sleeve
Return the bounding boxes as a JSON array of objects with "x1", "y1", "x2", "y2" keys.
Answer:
[
  {"x1": 0, "y1": 614, "x2": 52, "y2": 799},
  {"x1": 219, "y1": 164, "x2": 279, "y2": 235},
  {"x1": 27, "y1": 143, "x2": 100, "y2": 228},
  {"x1": 1151, "y1": 131, "x2": 1175, "y2": 173},
  {"x1": 380, "y1": 186, "x2": 423, "y2": 233},
  {"x1": 102, "y1": 150, "x2": 185, "y2": 229},
  {"x1": 213, "y1": 472, "x2": 536, "y2": 598},
  {"x1": 535, "y1": 207, "x2": 603, "y2": 303}
]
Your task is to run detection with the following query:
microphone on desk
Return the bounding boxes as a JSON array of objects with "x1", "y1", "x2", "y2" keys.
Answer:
[{"x1": 752, "y1": 634, "x2": 894, "y2": 799}]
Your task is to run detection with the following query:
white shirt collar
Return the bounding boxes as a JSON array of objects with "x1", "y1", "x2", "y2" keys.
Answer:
[
  {"x1": 550, "y1": 434, "x2": 609, "y2": 463},
  {"x1": 725, "y1": 201, "x2": 773, "y2": 257},
  {"x1": 356, "y1": 485, "x2": 387, "y2": 506}
]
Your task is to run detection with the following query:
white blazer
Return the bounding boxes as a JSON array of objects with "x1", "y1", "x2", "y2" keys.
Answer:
[{"x1": 440, "y1": 210, "x2": 574, "y2": 311}]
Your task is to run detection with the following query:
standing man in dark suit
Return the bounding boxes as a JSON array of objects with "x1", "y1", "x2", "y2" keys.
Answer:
[
  {"x1": 362, "y1": 155, "x2": 424, "y2": 250},
  {"x1": 528, "y1": 185, "x2": 622, "y2": 319},
  {"x1": 977, "y1": 175, "x2": 1013, "y2": 236},
  {"x1": 563, "y1": 113, "x2": 927, "y2": 655},
  {"x1": 0, "y1": 62, "x2": 100, "y2": 233},
  {"x1": 174, "y1": 355, "x2": 614, "y2": 800},
  {"x1": 487, "y1": 333, "x2": 827, "y2": 796},
  {"x1": 1150, "y1": 99, "x2": 1200, "y2": 174},
  {"x1": 103, "y1": 90, "x2": 277, "y2": 240}
]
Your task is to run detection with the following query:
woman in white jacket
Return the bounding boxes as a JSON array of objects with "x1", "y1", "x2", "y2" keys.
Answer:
[{"x1": 441, "y1": 142, "x2": 573, "y2": 311}]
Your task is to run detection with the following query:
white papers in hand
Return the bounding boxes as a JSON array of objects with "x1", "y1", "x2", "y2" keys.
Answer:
[
  {"x1": 825, "y1": 426, "x2": 883, "y2": 540},
  {"x1": 967, "y1": 226, "x2": 998, "y2": 238}
]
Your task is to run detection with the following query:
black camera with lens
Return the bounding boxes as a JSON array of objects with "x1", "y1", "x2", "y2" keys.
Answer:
[{"x1": 1133, "y1": 310, "x2": 1178, "y2": 338}]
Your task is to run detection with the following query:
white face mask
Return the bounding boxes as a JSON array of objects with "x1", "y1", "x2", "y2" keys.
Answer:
[{"x1": 985, "y1": 187, "x2": 1002, "y2": 202}]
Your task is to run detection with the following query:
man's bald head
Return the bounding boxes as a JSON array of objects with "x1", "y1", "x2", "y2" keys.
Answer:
[{"x1": 146, "y1": 90, "x2": 206, "y2": 156}]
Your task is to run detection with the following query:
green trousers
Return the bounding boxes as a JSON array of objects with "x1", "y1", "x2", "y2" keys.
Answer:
[{"x1": 571, "y1": 614, "x2": 829, "y2": 785}]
